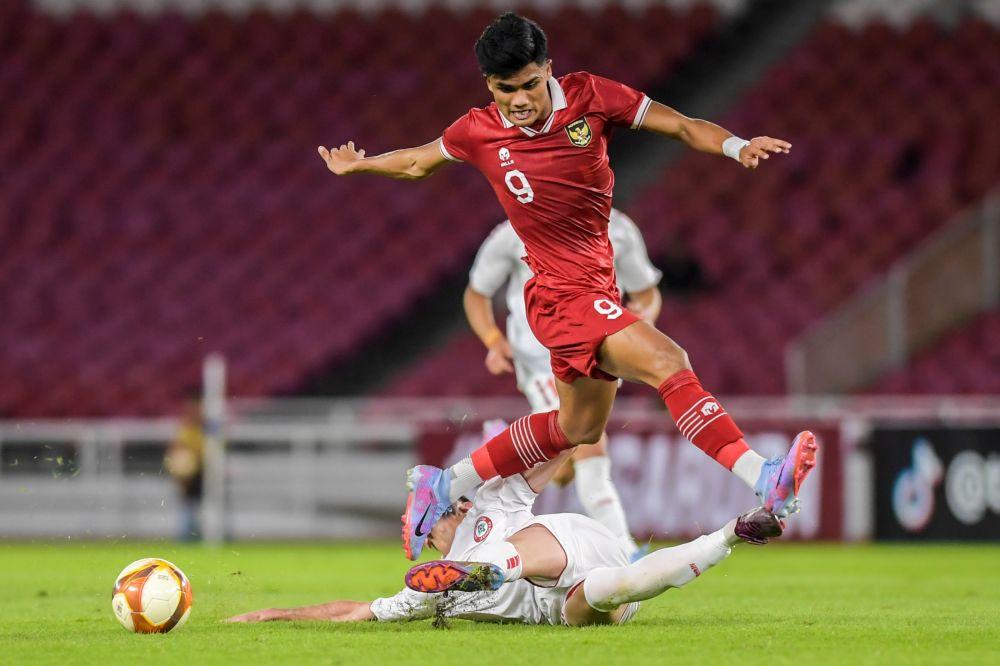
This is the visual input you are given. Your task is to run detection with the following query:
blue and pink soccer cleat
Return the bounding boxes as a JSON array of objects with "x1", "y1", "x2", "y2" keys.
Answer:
[
  {"x1": 405, "y1": 560, "x2": 505, "y2": 593},
  {"x1": 754, "y1": 431, "x2": 819, "y2": 518},
  {"x1": 402, "y1": 465, "x2": 452, "y2": 561}
]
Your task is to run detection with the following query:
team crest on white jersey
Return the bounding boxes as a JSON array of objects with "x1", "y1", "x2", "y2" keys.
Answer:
[
  {"x1": 498, "y1": 147, "x2": 514, "y2": 167},
  {"x1": 473, "y1": 516, "x2": 493, "y2": 542},
  {"x1": 566, "y1": 117, "x2": 592, "y2": 147}
]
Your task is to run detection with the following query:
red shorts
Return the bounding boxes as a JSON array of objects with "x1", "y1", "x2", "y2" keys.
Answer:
[{"x1": 524, "y1": 278, "x2": 640, "y2": 384}]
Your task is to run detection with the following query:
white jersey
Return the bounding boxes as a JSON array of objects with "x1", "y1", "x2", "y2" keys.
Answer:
[
  {"x1": 369, "y1": 476, "x2": 633, "y2": 625},
  {"x1": 469, "y1": 209, "x2": 661, "y2": 397}
]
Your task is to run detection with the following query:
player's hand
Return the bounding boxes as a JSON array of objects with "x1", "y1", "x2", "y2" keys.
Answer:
[
  {"x1": 484, "y1": 338, "x2": 514, "y2": 375},
  {"x1": 318, "y1": 142, "x2": 366, "y2": 175},
  {"x1": 225, "y1": 608, "x2": 283, "y2": 623},
  {"x1": 550, "y1": 458, "x2": 576, "y2": 487},
  {"x1": 739, "y1": 136, "x2": 791, "y2": 169},
  {"x1": 625, "y1": 298, "x2": 656, "y2": 323}
]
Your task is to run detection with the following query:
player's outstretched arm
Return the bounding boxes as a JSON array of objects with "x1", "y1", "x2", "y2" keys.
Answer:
[
  {"x1": 639, "y1": 101, "x2": 791, "y2": 169},
  {"x1": 225, "y1": 600, "x2": 375, "y2": 624},
  {"x1": 317, "y1": 138, "x2": 449, "y2": 180},
  {"x1": 522, "y1": 449, "x2": 575, "y2": 492}
]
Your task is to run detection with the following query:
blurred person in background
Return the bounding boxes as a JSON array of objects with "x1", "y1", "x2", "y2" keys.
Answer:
[
  {"x1": 464, "y1": 208, "x2": 662, "y2": 558},
  {"x1": 165, "y1": 396, "x2": 205, "y2": 542}
]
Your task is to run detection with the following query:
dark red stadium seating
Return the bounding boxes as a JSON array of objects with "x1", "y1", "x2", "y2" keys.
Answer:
[
  {"x1": 381, "y1": 17, "x2": 1000, "y2": 399},
  {"x1": 868, "y1": 311, "x2": 1000, "y2": 395},
  {"x1": 0, "y1": 1, "x2": 720, "y2": 416}
]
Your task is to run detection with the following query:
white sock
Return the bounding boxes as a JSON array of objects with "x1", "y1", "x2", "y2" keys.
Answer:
[
  {"x1": 732, "y1": 450, "x2": 766, "y2": 491},
  {"x1": 721, "y1": 517, "x2": 741, "y2": 546},
  {"x1": 449, "y1": 457, "x2": 484, "y2": 503},
  {"x1": 582, "y1": 530, "x2": 732, "y2": 611},
  {"x1": 573, "y1": 456, "x2": 638, "y2": 554},
  {"x1": 470, "y1": 540, "x2": 522, "y2": 582}
]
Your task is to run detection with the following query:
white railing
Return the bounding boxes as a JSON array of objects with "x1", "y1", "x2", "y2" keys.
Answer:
[
  {"x1": 0, "y1": 409, "x2": 416, "y2": 540},
  {"x1": 3, "y1": 395, "x2": 999, "y2": 541}
]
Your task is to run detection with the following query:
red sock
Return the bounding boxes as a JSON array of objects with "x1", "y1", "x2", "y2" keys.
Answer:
[
  {"x1": 658, "y1": 370, "x2": 749, "y2": 469},
  {"x1": 471, "y1": 411, "x2": 572, "y2": 479}
]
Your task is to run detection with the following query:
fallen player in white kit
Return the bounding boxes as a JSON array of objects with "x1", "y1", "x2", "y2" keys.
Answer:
[{"x1": 226, "y1": 451, "x2": 786, "y2": 627}]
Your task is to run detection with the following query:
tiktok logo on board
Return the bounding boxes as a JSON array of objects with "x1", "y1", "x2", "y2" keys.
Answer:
[
  {"x1": 892, "y1": 437, "x2": 1000, "y2": 532},
  {"x1": 892, "y1": 439, "x2": 943, "y2": 532}
]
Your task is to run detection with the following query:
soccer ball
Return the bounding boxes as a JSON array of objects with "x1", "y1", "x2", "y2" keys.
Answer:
[{"x1": 111, "y1": 558, "x2": 193, "y2": 633}]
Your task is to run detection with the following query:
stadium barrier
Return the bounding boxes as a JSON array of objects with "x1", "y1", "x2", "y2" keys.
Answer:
[
  {"x1": 2, "y1": 396, "x2": 997, "y2": 541},
  {"x1": 420, "y1": 419, "x2": 840, "y2": 541},
  {"x1": 0, "y1": 411, "x2": 415, "y2": 540}
]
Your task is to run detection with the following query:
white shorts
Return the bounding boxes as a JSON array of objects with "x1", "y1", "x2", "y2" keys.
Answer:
[
  {"x1": 516, "y1": 364, "x2": 623, "y2": 415},
  {"x1": 517, "y1": 368, "x2": 560, "y2": 413},
  {"x1": 521, "y1": 513, "x2": 640, "y2": 625}
]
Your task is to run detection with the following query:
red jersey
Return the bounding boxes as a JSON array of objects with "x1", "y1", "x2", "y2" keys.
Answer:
[{"x1": 439, "y1": 72, "x2": 651, "y2": 294}]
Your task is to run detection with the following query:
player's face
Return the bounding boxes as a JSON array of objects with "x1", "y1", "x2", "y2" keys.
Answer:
[
  {"x1": 427, "y1": 514, "x2": 459, "y2": 553},
  {"x1": 487, "y1": 60, "x2": 553, "y2": 128}
]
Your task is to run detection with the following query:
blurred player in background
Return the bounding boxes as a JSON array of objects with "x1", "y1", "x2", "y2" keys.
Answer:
[
  {"x1": 227, "y1": 450, "x2": 785, "y2": 627},
  {"x1": 164, "y1": 397, "x2": 205, "y2": 542},
  {"x1": 318, "y1": 12, "x2": 816, "y2": 561},
  {"x1": 465, "y1": 208, "x2": 662, "y2": 557}
]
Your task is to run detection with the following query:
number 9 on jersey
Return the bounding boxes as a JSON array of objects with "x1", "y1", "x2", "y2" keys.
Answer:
[{"x1": 504, "y1": 169, "x2": 534, "y2": 204}]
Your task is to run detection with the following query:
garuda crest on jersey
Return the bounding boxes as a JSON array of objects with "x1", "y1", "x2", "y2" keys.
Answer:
[{"x1": 565, "y1": 117, "x2": 592, "y2": 147}]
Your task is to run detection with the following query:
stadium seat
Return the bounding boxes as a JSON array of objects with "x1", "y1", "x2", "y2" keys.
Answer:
[
  {"x1": 868, "y1": 311, "x2": 1000, "y2": 395},
  {"x1": 0, "y1": 2, "x2": 721, "y2": 416},
  {"x1": 381, "y1": 15, "x2": 1000, "y2": 399}
]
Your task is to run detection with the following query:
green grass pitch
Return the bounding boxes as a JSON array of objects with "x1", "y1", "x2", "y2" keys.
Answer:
[{"x1": 2, "y1": 541, "x2": 998, "y2": 665}]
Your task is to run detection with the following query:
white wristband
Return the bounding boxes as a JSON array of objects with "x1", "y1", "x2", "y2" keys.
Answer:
[{"x1": 722, "y1": 136, "x2": 750, "y2": 162}]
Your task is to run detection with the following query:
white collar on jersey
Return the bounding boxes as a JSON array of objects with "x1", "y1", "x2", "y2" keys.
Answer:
[{"x1": 497, "y1": 76, "x2": 568, "y2": 137}]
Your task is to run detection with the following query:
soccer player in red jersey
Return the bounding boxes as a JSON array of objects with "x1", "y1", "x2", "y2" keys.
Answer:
[{"x1": 318, "y1": 13, "x2": 817, "y2": 560}]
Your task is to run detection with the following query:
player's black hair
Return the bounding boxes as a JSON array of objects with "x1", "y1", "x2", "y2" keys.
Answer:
[{"x1": 474, "y1": 13, "x2": 548, "y2": 78}]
